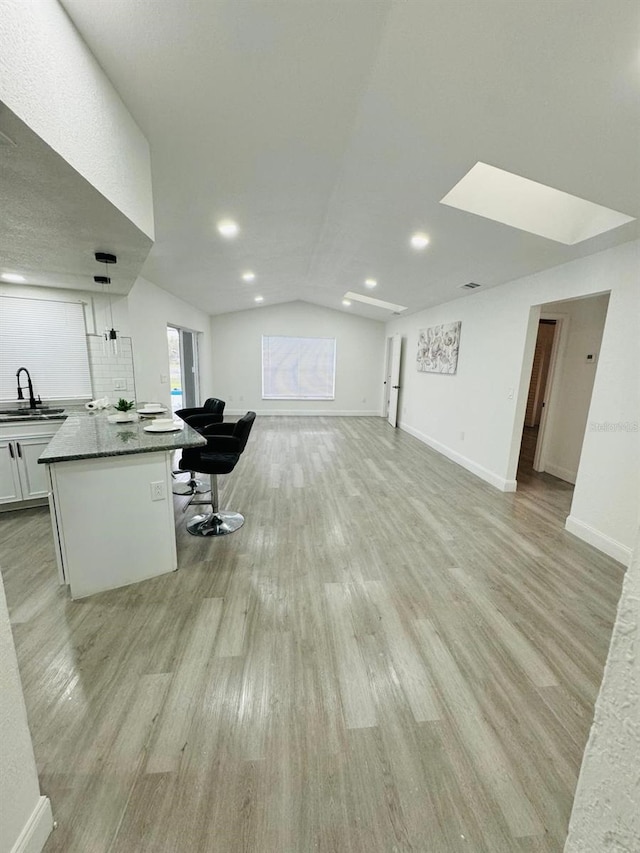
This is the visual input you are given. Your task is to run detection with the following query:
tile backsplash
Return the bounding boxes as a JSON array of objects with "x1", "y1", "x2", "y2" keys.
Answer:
[{"x1": 87, "y1": 335, "x2": 137, "y2": 401}]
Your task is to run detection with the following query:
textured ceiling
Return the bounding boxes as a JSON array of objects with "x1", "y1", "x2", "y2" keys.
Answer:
[
  {"x1": 18, "y1": 1, "x2": 640, "y2": 318},
  {"x1": 0, "y1": 104, "x2": 152, "y2": 294}
]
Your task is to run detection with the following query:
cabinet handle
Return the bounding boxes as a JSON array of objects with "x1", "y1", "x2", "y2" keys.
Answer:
[
  {"x1": 16, "y1": 442, "x2": 22, "y2": 458},
  {"x1": 9, "y1": 442, "x2": 14, "y2": 459}
]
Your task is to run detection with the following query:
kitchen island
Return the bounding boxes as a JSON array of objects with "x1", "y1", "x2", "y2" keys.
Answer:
[{"x1": 39, "y1": 412, "x2": 206, "y2": 599}]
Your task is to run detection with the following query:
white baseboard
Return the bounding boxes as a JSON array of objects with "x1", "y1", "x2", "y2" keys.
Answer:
[
  {"x1": 10, "y1": 797, "x2": 53, "y2": 853},
  {"x1": 225, "y1": 409, "x2": 380, "y2": 417},
  {"x1": 399, "y1": 422, "x2": 516, "y2": 492},
  {"x1": 565, "y1": 516, "x2": 631, "y2": 566},
  {"x1": 543, "y1": 462, "x2": 577, "y2": 484}
]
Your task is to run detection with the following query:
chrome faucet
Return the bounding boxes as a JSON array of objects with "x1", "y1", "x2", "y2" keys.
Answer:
[{"x1": 16, "y1": 367, "x2": 41, "y2": 409}]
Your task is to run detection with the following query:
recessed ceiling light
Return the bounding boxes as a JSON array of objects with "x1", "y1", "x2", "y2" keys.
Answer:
[
  {"x1": 410, "y1": 232, "x2": 430, "y2": 250},
  {"x1": 254, "y1": 295, "x2": 264, "y2": 303},
  {"x1": 364, "y1": 279, "x2": 377, "y2": 289},
  {"x1": 440, "y1": 162, "x2": 635, "y2": 244},
  {"x1": 217, "y1": 219, "x2": 239, "y2": 238},
  {"x1": 342, "y1": 299, "x2": 352, "y2": 307},
  {"x1": 242, "y1": 271, "x2": 256, "y2": 282},
  {"x1": 344, "y1": 291, "x2": 408, "y2": 312},
  {"x1": 1, "y1": 272, "x2": 26, "y2": 283}
]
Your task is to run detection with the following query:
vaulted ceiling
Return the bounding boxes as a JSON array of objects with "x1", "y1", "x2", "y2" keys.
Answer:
[{"x1": 49, "y1": 0, "x2": 640, "y2": 318}]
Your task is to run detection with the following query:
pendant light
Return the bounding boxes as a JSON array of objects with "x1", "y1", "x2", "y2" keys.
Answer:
[{"x1": 94, "y1": 252, "x2": 119, "y2": 356}]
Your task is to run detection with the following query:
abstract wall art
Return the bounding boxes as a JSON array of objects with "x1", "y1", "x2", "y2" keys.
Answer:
[{"x1": 416, "y1": 321, "x2": 462, "y2": 374}]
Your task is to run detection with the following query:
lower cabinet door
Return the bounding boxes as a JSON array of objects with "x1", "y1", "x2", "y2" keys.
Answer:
[
  {"x1": 0, "y1": 440, "x2": 22, "y2": 503},
  {"x1": 15, "y1": 436, "x2": 53, "y2": 500}
]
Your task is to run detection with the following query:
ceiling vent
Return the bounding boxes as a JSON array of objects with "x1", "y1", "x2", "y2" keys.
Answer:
[{"x1": 460, "y1": 282, "x2": 481, "y2": 290}]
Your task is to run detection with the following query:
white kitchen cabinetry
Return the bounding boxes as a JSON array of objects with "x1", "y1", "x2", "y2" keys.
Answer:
[
  {"x1": 0, "y1": 421, "x2": 62, "y2": 506},
  {"x1": 0, "y1": 438, "x2": 22, "y2": 502}
]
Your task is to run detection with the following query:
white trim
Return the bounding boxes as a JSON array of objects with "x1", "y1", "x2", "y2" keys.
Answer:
[
  {"x1": 10, "y1": 796, "x2": 53, "y2": 853},
  {"x1": 565, "y1": 516, "x2": 631, "y2": 566},
  {"x1": 544, "y1": 462, "x2": 577, "y2": 484},
  {"x1": 400, "y1": 422, "x2": 516, "y2": 492},
  {"x1": 224, "y1": 409, "x2": 380, "y2": 417}
]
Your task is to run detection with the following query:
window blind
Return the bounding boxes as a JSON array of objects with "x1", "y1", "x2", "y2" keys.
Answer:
[
  {"x1": 262, "y1": 335, "x2": 336, "y2": 400},
  {"x1": 0, "y1": 296, "x2": 92, "y2": 402}
]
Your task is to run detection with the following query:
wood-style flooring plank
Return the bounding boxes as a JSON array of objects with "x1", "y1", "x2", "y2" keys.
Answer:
[
  {"x1": 324, "y1": 582, "x2": 377, "y2": 730},
  {"x1": 415, "y1": 618, "x2": 543, "y2": 839},
  {"x1": 145, "y1": 597, "x2": 223, "y2": 774}
]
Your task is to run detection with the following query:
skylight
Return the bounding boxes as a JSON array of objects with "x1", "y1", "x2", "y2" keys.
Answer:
[
  {"x1": 343, "y1": 291, "x2": 408, "y2": 312},
  {"x1": 440, "y1": 162, "x2": 635, "y2": 245}
]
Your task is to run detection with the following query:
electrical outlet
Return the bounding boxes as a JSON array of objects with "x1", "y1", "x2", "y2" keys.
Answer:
[
  {"x1": 239, "y1": 395, "x2": 244, "y2": 401},
  {"x1": 150, "y1": 481, "x2": 165, "y2": 501},
  {"x1": 507, "y1": 387, "x2": 514, "y2": 399},
  {"x1": 114, "y1": 378, "x2": 126, "y2": 390},
  {"x1": 160, "y1": 373, "x2": 169, "y2": 384},
  {"x1": 460, "y1": 431, "x2": 465, "y2": 441}
]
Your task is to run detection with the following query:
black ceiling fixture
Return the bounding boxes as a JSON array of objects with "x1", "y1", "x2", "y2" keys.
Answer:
[{"x1": 94, "y1": 251, "x2": 119, "y2": 355}]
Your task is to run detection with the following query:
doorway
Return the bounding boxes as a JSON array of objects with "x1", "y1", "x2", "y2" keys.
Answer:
[
  {"x1": 517, "y1": 293, "x2": 610, "y2": 486},
  {"x1": 518, "y1": 319, "x2": 558, "y2": 474},
  {"x1": 167, "y1": 325, "x2": 199, "y2": 413},
  {"x1": 383, "y1": 333, "x2": 402, "y2": 426}
]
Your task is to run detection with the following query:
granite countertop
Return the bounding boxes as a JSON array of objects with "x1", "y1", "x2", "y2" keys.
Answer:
[{"x1": 38, "y1": 411, "x2": 206, "y2": 464}]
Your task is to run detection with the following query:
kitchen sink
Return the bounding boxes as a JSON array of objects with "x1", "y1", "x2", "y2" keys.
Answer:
[{"x1": 0, "y1": 407, "x2": 65, "y2": 417}]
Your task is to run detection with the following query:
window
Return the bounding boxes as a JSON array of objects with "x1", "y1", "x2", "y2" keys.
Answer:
[
  {"x1": 262, "y1": 335, "x2": 336, "y2": 400},
  {"x1": 0, "y1": 296, "x2": 92, "y2": 402}
]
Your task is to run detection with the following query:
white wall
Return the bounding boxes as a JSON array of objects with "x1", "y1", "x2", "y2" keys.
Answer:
[
  {"x1": 127, "y1": 276, "x2": 213, "y2": 408},
  {"x1": 0, "y1": 283, "x2": 129, "y2": 339},
  {"x1": 386, "y1": 240, "x2": 640, "y2": 564},
  {"x1": 0, "y1": 278, "x2": 214, "y2": 409},
  {"x1": 0, "y1": 0, "x2": 154, "y2": 239},
  {"x1": 0, "y1": 283, "x2": 134, "y2": 403},
  {"x1": 539, "y1": 295, "x2": 610, "y2": 484},
  {"x1": 564, "y1": 524, "x2": 640, "y2": 852},
  {"x1": 210, "y1": 301, "x2": 385, "y2": 415},
  {"x1": 0, "y1": 576, "x2": 52, "y2": 853}
]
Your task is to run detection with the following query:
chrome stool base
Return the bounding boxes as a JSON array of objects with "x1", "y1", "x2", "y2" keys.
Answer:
[{"x1": 187, "y1": 510, "x2": 244, "y2": 537}]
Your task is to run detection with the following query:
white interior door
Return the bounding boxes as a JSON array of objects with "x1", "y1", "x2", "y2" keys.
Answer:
[{"x1": 387, "y1": 333, "x2": 402, "y2": 427}]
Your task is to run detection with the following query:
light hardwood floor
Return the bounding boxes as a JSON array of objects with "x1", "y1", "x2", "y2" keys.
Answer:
[{"x1": 0, "y1": 417, "x2": 625, "y2": 853}]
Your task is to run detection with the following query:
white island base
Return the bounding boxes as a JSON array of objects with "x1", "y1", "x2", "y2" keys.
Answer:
[{"x1": 48, "y1": 451, "x2": 177, "y2": 599}]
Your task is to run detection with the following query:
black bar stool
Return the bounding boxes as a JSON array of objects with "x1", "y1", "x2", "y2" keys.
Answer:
[
  {"x1": 173, "y1": 397, "x2": 226, "y2": 495},
  {"x1": 178, "y1": 412, "x2": 256, "y2": 536}
]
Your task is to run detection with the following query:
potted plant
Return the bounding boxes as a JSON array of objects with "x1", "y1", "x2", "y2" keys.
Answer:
[{"x1": 108, "y1": 398, "x2": 137, "y2": 423}]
